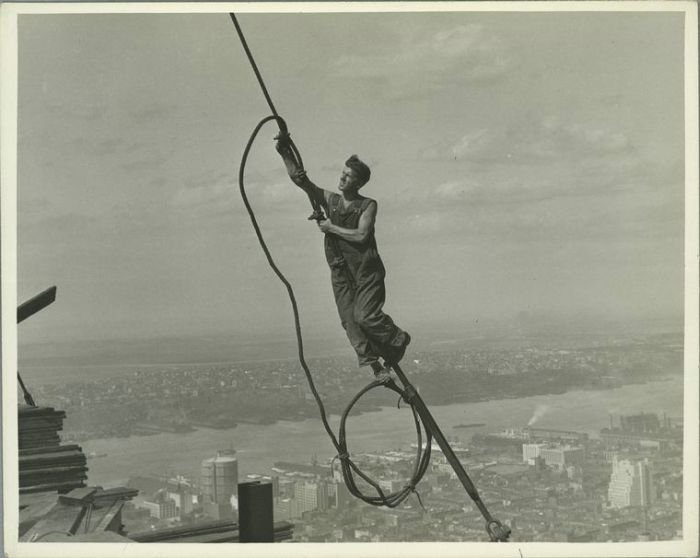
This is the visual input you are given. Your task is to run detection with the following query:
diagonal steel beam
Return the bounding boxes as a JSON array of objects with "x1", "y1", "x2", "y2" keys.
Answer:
[{"x1": 17, "y1": 286, "x2": 57, "y2": 324}]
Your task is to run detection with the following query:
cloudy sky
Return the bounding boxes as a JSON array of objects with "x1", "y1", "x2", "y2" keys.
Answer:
[{"x1": 15, "y1": 9, "x2": 686, "y2": 347}]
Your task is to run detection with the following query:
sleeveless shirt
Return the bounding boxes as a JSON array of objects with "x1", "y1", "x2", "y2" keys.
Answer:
[{"x1": 324, "y1": 192, "x2": 385, "y2": 285}]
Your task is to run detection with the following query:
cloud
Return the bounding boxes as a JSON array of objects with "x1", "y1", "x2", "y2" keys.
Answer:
[
  {"x1": 434, "y1": 179, "x2": 484, "y2": 200},
  {"x1": 169, "y1": 169, "x2": 299, "y2": 220},
  {"x1": 429, "y1": 175, "x2": 559, "y2": 208},
  {"x1": 170, "y1": 173, "x2": 232, "y2": 211},
  {"x1": 532, "y1": 117, "x2": 631, "y2": 158},
  {"x1": 129, "y1": 103, "x2": 178, "y2": 122},
  {"x1": 413, "y1": 114, "x2": 680, "y2": 212},
  {"x1": 394, "y1": 134, "x2": 682, "y2": 245},
  {"x1": 400, "y1": 212, "x2": 444, "y2": 234},
  {"x1": 20, "y1": 212, "x2": 98, "y2": 245},
  {"x1": 257, "y1": 181, "x2": 299, "y2": 205},
  {"x1": 72, "y1": 137, "x2": 128, "y2": 157},
  {"x1": 423, "y1": 116, "x2": 632, "y2": 164},
  {"x1": 330, "y1": 24, "x2": 510, "y2": 99},
  {"x1": 431, "y1": 25, "x2": 509, "y2": 79},
  {"x1": 69, "y1": 137, "x2": 170, "y2": 170},
  {"x1": 119, "y1": 148, "x2": 173, "y2": 172}
]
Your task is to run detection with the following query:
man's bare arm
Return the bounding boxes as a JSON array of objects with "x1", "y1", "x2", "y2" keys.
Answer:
[
  {"x1": 318, "y1": 201, "x2": 377, "y2": 244},
  {"x1": 276, "y1": 140, "x2": 331, "y2": 207}
]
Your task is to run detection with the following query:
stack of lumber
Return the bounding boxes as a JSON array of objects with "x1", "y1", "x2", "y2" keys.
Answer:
[
  {"x1": 19, "y1": 486, "x2": 139, "y2": 541},
  {"x1": 18, "y1": 405, "x2": 88, "y2": 495},
  {"x1": 18, "y1": 406, "x2": 65, "y2": 449}
]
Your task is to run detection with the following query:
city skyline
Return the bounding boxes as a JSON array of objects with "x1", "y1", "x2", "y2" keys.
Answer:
[{"x1": 96, "y1": 406, "x2": 686, "y2": 543}]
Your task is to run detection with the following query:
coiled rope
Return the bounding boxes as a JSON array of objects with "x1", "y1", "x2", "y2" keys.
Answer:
[{"x1": 231, "y1": 14, "x2": 432, "y2": 508}]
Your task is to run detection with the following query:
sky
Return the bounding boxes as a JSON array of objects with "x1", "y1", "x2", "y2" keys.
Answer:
[{"x1": 14, "y1": 9, "x2": 687, "y2": 348}]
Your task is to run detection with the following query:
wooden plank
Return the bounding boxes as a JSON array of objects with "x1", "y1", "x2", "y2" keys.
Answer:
[
  {"x1": 127, "y1": 521, "x2": 294, "y2": 543},
  {"x1": 93, "y1": 501, "x2": 124, "y2": 532},
  {"x1": 20, "y1": 480, "x2": 87, "y2": 495},
  {"x1": 20, "y1": 450, "x2": 86, "y2": 463},
  {"x1": 128, "y1": 520, "x2": 237, "y2": 542},
  {"x1": 20, "y1": 472, "x2": 89, "y2": 485},
  {"x1": 159, "y1": 530, "x2": 239, "y2": 543},
  {"x1": 20, "y1": 457, "x2": 87, "y2": 469},
  {"x1": 19, "y1": 502, "x2": 86, "y2": 542},
  {"x1": 58, "y1": 487, "x2": 98, "y2": 506},
  {"x1": 18, "y1": 405, "x2": 64, "y2": 417},
  {"x1": 18, "y1": 421, "x2": 64, "y2": 429},
  {"x1": 19, "y1": 493, "x2": 59, "y2": 518},
  {"x1": 20, "y1": 465, "x2": 89, "y2": 479},
  {"x1": 92, "y1": 487, "x2": 139, "y2": 502},
  {"x1": 19, "y1": 496, "x2": 60, "y2": 537},
  {"x1": 18, "y1": 438, "x2": 62, "y2": 446},
  {"x1": 20, "y1": 444, "x2": 82, "y2": 457},
  {"x1": 19, "y1": 437, "x2": 61, "y2": 449},
  {"x1": 18, "y1": 423, "x2": 65, "y2": 433},
  {"x1": 18, "y1": 431, "x2": 61, "y2": 439},
  {"x1": 20, "y1": 459, "x2": 87, "y2": 471},
  {"x1": 19, "y1": 491, "x2": 59, "y2": 509},
  {"x1": 62, "y1": 531, "x2": 132, "y2": 543},
  {"x1": 18, "y1": 416, "x2": 65, "y2": 425},
  {"x1": 19, "y1": 442, "x2": 62, "y2": 450}
]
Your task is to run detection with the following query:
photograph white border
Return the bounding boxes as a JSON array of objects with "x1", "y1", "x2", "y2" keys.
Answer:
[{"x1": 2, "y1": 2, "x2": 698, "y2": 557}]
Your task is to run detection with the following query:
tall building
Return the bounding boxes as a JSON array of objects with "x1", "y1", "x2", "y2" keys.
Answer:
[
  {"x1": 620, "y1": 413, "x2": 661, "y2": 434},
  {"x1": 201, "y1": 449, "x2": 239, "y2": 519},
  {"x1": 138, "y1": 489, "x2": 178, "y2": 519},
  {"x1": 523, "y1": 443, "x2": 547, "y2": 464},
  {"x1": 539, "y1": 446, "x2": 584, "y2": 470},
  {"x1": 167, "y1": 485, "x2": 195, "y2": 516},
  {"x1": 274, "y1": 497, "x2": 302, "y2": 520},
  {"x1": 524, "y1": 427, "x2": 589, "y2": 444},
  {"x1": 608, "y1": 457, "x2": 655, "y2": 508},
  {"x1": 166, "y1": 475, "x2": 196, "y2": 516},
  {"x1": 294, "y1": 480, "x2": 329, "y2": 514},
  {"x1": 332, "y1": 481, "x2": 353, "y2": 510},
  {"x1": 268, "y1": 475, "x2": 280, "y2": 498},
  {"x1": 522, "y1": 443, "x2": 583, "y2": 470}
]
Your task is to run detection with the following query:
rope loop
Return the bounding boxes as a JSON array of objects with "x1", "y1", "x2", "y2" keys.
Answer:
[
  {"x1": 486, "y1": 519, "x2": 512, "y2": 542},
  {"x1": 336, "y1": 379, "x2": 432, "y2": 508},
  {"x1": 411, "y1": 487, "x2": 427, "y2": 512},
  {"x1": 402, "y1": 385, "x2": 418, "y2": 404}
]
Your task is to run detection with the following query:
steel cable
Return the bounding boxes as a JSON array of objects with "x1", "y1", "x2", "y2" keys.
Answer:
[
  {"x1": 228, "y1": 13, "x2": 510, "y2": 540},
  {"x1": 236, "y1": 113, "x2": 431, "y2": 508}
]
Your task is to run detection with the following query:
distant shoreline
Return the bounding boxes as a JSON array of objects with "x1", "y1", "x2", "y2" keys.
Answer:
[
  {"x1": 79, "y1": 376, "x2": 685, "y2": 490},
  {"x1": 20, "y1": 328, "x2": 684, "y2": 386},
  {"x1": 62, "y1": 376, "x2": 683, "y2": 446}
]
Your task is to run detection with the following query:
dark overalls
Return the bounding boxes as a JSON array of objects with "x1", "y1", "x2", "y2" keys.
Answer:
[{"x1": 323, "y1": 192, "x2": 407, "y2": 367}]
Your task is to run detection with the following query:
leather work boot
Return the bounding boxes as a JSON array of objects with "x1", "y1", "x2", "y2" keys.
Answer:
[
  {"x1": 386, "y1": 331, "x2": 411, "y2": 365},
  {"x1": 370, "y1": 361, "x2": 392, "y2": 383},
  {"x1": 374, "y1": 367, "x2": 393, "y2": 384}
]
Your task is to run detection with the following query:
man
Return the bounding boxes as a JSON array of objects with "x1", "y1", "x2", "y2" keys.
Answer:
[{"x1": 276, "y1": 136, "x2": 410, "y2": 377}]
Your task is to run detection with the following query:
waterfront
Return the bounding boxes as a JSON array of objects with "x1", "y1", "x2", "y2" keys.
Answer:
[{"x1": 81, "y1": 376, "x2": 683, "y2": 487}]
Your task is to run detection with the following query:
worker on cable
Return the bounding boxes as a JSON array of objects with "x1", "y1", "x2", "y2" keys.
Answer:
[{"x1": 276, "y1": 136, "x2": 411, "y2": 378}]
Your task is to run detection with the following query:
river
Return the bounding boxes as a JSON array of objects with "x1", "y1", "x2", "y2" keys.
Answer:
[{"x1": 81, "y1": 376, "x2": 683, "y2": 487}]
